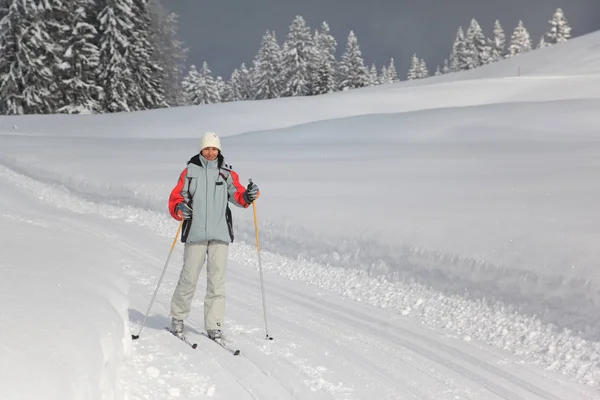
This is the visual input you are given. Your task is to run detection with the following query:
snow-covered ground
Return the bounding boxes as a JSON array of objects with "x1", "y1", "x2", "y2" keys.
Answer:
[{"x1": 2, "y1": 31, "x2": 600, "y2": 399}]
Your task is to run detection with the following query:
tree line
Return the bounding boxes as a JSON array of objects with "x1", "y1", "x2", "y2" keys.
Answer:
[{"x1": 0, "y1": 2, "x2": 572, "y2": 114}]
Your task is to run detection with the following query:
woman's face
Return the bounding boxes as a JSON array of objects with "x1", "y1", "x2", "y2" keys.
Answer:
[{"x1": 201, "y1": 147, "x2": 219, "y2": 161}]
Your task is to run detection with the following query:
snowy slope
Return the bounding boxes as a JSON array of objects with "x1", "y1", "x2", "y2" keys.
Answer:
[{"x1": 2, "y1": 30, "x2": 600, "y2": 399}]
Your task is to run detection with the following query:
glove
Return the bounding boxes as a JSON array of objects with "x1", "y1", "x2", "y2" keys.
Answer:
[
  {"x1": 243, "y1": 181, "x2": 260, "y2": 204},
  {"x1": 176, "y1": 202, "x2": 193, "y2": 219}
]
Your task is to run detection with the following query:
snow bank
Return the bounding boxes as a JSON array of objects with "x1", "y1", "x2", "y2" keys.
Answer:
[{"x1": 0, "y1": 167, "x2": 131, "y2": 400}]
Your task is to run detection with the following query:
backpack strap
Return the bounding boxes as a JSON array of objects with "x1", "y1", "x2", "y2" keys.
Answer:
[{"x1": 219, "y1": 162, "x2": 232, "y2": 180}]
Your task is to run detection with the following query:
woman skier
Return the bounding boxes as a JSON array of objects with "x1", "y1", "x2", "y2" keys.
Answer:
[{"x1": 168, "y1": 131, "x2": 260, "y2": 339}]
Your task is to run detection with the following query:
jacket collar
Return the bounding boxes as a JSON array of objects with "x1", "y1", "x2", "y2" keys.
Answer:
[{"x1": 188, "y1": 154, "x2": 218, "y2": 169}]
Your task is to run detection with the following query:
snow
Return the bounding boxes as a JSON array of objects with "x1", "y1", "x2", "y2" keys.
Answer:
[
  {"x1": 2, "y1": 30, "x2": 600, "y2": 399},
  {"x1": 0, "y1": 166, "x2": 131, "y2": 399}
]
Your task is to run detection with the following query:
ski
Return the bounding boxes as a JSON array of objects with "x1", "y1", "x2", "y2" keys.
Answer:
[
  {"x1": 165, "y1": 327, "x2": 198, "y2": 349},
  {"x1": 201, "y1": 332, "x2": 241, "y2": 356}
]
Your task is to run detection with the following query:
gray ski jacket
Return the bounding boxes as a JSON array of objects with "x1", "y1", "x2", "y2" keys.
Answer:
[{"x1": 169, "y1": 154, "x2": 250, "y2": 243}]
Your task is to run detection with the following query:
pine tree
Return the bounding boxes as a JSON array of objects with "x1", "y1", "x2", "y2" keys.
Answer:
[
  {"x1": 466, "y1": 19, "x2": 492, "y2": 67},
  {"x1": 195, "y1": 62, "x2": 220, "y2": 104},
  {"x1": 507, "y1": 20, "x2": 532, "y2": 57},
  {"x1": 379, "y1": 65, "x2": 387, "y2": 84},
  {"x1": 128, "y1": 0, "x2": 167, "y2": 110},
  {"x1": 491, "y1": 20, "x2": 506, "y2": 61},
  {"x1": 368, "y1": 63, "x2": 379, "y2": 85},
  {"x1": 253, "y1": 30, "x2": 282, "y2": 100},
  {"x1": 181, "y1": 63, "x2": 220, "y2": 105},
  {"x1": 55, "y1": 0, "x2": 103, "y2": 113},
  {"x1": 181, "y1": 64, "x2": 200, "y2": 105},
  {"x1": 406, "y1": 54, "x2": 420, "y2": 80},
  {"x1": 442, "y1": 59, "x2": 450, "y2": 74},
  {"x1": 463, "y1": 20, "x2": 479, "y2": 69},
  {"x1": 312, "y1": 21, "x2": 337, "y2": 95},
  {"x1": 449, "y1": 26, "x2": 467, "y2": 71},
  {"x1": 418, "y1": 59, "x2": 429, "y2": 78},
  {"x1": 0, "y1": 0, "x2": 57, "y2": 114},
  {"x1": 544, "y1": 8, "x2": 571, "y2": 45},
  {"x1": 280, "y1": 15, "x2": 315, "y2": 97},
  {"x1": 385, "y1": 58, "x2": 398, "y2": 83},
  {"x1": 538, "y1": 35, "x2": 549, "y2": 49},
  {"x1": 148, "y1": 0, "x2": 188, "y2": 106},
  {"x1": 316, "y1": 22, "x2": 337, "y2": 69},
  {"x1": 97, "y1": 0, "x2": 137, "y2": 112},
  {"x1": 378, "y1": 58, "x2": 398, "y2": 84},
  {"x1": 215, "y1": 76, "x2": 229, "y2": 102},
  {"x1": 236, "y1": 62, "x2": 254, "y2": 100},
  {"x1": 42, "y1": 0, "x2": 75, "y2": 112},
  {"x1": 227, "y1": 68, "x2": 243, "y2": 101},
  {"x1": 337, "y1": 30, "x2": 368, "y2": 90},
  {"x1": 313, "y1": 60, "x2": 335, "y2": 94},
  {"x1": 434, "y1": 65, "x2": 442, "y2": 76}
]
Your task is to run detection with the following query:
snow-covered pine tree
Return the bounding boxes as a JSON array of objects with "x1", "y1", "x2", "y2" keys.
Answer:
[
  {"x1": 466, "y1": 19, "x2": 492, "y2": 67},
  {"x1": 253, "y1": 30, "x2": 282, "y2": 100},
  {"x1": 215, "y1": 76, "x2": 230, "y2": 102},
  {"x1": 337, "y1": 30, "x2": 369, "y2": 90},
  {"x1": 449, "y1": 26, "x2": 467, "y2": 71},
  {"x1": 55, "y1": 0, "x2": 103, "y2": 113},
  {"x1": 97, "y1": 0, "x2": 137, "y2": 112},
  {"x1": 507, "y1": 20, "x2": 532, "y2": 57},
  {"x1": 0, "y1": 0, "x2": 24, "y2": 114},
  {"x1": 379, "y1": 65, "x2": 387, "y2": 85},
  {"x1": 280, "y1": 15, "x2": 315, "y2": 97},
  {"x1": 384, "y1": 58, "x2": 398, "y2": 83},
  {"x1": 181, "y1": 62, "x2": 219, "y2": 105},
  {"x1": 148, "y1": 0, "x2": 188, "y2": 106},
  {"x1": 442, "y1": 59, "x2": 450, "y2": 74},
  {"x1": 418, "y1": 59, "x2": 429, "y2": 78},
  {"x1": 538, "y1": 35, "x2": 549, "y2": 49},
  {"x1": 0, "y1": 0, "x2": 57, "y2": 114},
  {"x1": 237, "y1": 62, "x2": 254, "y2": 100},
  {"x1": 544, "y1": 8, "x2": 572, "y2": 45},
  {"x1": 219, "y1": 75, "x2": 235, "y2": 103},
  {"x1": 368, "y1": 63, "x2": 379, "y2": 85},
  {"x1": 312, "y1": 21, "x2": 337, "y2": 95},
  {"x1": 128, "y1": 0, "x2": 167, "y2": 110},
  {"x1": 313, "y1": 61, "x2": 336, "y2": 94},
  {"x1": 181, "y1": 64, "x2": 200, "y2": 104},
  {"x1": 491, "y1": 20, "x2": 506, "y2": 61},
  {"x1": 377, "y1": 58, "x2": 398, "y2": 84},
  {"x1": 194, "y1": 62, "x2": 220, "y2": 104},
  {"x1": 406, "y1": 54, "x2": 420, "y2": 80},
  {"x1": 434, "y1": 65, "x2": 442, "y2": 76},
  {"x1": 40, "y1": 0, "x2": 73, "y2": 111},
  {"x1": 463, "y1": 20, "x2": 479, "y2": 69},
  {"x1": 226, "y1": 68, "x2": 243, "y2": 102}
]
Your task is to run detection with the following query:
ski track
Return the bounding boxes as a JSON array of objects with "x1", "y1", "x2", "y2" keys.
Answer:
[
  {"x1": 1, "y1": 163, "x2": 599, "y2": 399},
  {"x1": 235, "y1": 275, "x2": 553, "y2": 400}
]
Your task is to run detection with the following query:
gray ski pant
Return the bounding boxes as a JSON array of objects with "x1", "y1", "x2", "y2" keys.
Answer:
[{"x1": 170, "y1": 241, "x2": 228, "y2": 330}]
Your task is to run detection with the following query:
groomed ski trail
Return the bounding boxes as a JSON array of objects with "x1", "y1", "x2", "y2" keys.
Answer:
[{"x1": 1, "y1": 163, "x2": 599, "y2": 399}]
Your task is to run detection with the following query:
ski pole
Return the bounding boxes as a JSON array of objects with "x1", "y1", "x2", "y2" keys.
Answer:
[
  {"x1": 250, "y1": 179, "x2": 273, "y2": 340},
  {"x1": 132, "y1": 218, "x2": 184, "y2": 340}
]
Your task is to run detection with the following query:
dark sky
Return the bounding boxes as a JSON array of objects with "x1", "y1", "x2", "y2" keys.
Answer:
[{"x1": 163, "y1": 0, "x2": 600, "y2": 79}]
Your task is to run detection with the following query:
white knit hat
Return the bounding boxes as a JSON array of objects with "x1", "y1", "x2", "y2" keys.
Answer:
[{"x1": 200, "y1": 131, "x2": 221, "y2": 151}]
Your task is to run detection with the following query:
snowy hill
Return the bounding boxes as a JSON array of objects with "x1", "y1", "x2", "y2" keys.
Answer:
[{"x1": 2, "y1": 30, "x2": 600, "y2": 399}]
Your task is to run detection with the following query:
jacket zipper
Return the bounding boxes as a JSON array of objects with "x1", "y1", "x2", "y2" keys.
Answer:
[{"x1": 205, "y1": 164, "x2": 208, "y2": 237}]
